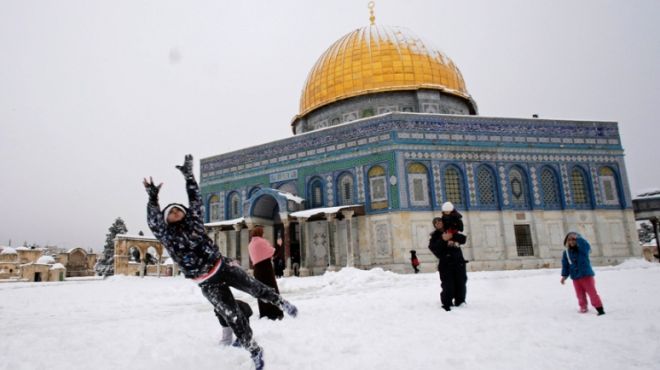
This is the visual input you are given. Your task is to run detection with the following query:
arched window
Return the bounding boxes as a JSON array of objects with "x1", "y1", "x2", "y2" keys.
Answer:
[
  {"x1": 540, "y1": 167, "x2": 561, "y2": 208},
  {"x1": 227, "y1": 192, "x2": 241, "y2": 219},
  {"x1": 337, "y1": 173, "x2": 355, "y2": 206},
  {"x1": 248, "y1": 186, "x2": 261, "y2": 199},
  {"x1": 368, "y1": 165, "x2": 388, "y2": 210},
  {"x1": 476, "y1": 165, "x2": 499, "y2": 208},
  {"x1": 509, "y1": 167, "x2": 530, "y2": 208},
  {"x1": 599, "y1": 167, "x2": 620, "y2": 206},
  {"x1": 570, "y1": 167, "x2": 592, "y2": 208},
  {"x1": 407, "y1": 162, "x2": 430, "y2": 207},
  {"x1": 209, "y1": 195, "x2": 221, "y2": 222},
  {"x1": 309, "y1": 178, "x2": 324, "y2": 208},
  {"x1": 443, "y1": 165, "x2": 465, "y2": 206}
]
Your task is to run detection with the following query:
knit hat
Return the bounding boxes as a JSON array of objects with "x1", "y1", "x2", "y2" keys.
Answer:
[
  {"x1": 163, "y1": 203, "x2": 188, "y2": 223},
  {"x1": 441, "y1": 201, "x2": 454, "y2": 212}
]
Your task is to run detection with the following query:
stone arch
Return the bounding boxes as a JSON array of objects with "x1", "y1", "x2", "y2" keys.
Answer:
[{"x1": 113, "y1": 236, "x2": 165, "y2": 276}]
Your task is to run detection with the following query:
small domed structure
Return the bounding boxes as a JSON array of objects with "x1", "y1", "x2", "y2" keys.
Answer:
[{"x1": 36, "y1": 255, "x2": 56, "y2": 265}]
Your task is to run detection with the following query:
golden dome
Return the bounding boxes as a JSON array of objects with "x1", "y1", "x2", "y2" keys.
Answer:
[{"x1": 297, "y1": 24, "x2": 474, "y2": 118}]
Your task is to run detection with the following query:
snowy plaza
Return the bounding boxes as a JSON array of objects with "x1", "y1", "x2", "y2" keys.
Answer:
[{"x1": 2, "y1": 260, "x2": 659, "y2": 370}]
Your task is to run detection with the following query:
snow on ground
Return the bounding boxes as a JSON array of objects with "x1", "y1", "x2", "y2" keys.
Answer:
[{"x1": 2, "y1": 259, "x2": 660, "y2": 370}]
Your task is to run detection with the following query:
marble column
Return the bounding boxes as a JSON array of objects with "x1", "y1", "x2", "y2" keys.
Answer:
[
  {"x1": 298, "y1": 217, "x2": 310, "y2": 277},
  {"x1": 326, "y1": 213, "x2": 337, "y2": 272},
  {"x1": 282, "y1": 218, "x2": 292, "y2": 277},
  {"x1": 342, "y1": 210, "x2": 355, "y2": 267},
  {"x1": 232, "y1": 224, "x2": 242, "y2": 265}
]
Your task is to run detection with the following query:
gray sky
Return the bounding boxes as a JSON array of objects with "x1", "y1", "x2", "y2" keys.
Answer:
[{"x1": 1, "y1": 0, "x2": 658, "y2": 250}]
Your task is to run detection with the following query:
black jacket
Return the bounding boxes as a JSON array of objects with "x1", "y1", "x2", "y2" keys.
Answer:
[
  {"x1": 147, "y1": 175, "x2": 222, "y2": 279},
  {"x1": 428, "y1": 229, "x2": 467, "y2": 269}
]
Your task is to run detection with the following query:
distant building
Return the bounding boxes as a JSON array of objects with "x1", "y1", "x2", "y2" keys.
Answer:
[
  {"x1": 58, "y1": 248, "x2": 97, "y2": 277},
  {"x1": 0, "y1": 245, "x2": 97, "y2": 282}
]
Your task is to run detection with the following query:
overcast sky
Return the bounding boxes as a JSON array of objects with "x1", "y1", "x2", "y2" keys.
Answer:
[{"x1": 1, "y1": 0, "x2": 658, "y2": 250}]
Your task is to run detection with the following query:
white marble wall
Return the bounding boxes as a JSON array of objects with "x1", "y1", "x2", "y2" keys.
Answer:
[{"x1": 317, "y1": 209, "x2": 640, "y2": 274}]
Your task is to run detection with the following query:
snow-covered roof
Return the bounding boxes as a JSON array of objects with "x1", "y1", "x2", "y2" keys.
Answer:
[
  {"x1": 290, "y1": 205, "x2": 362, "y2": 219},
  {"x1": 636, "y1": 189, "x2": 660, "y2": 199},
  {"x1": 163, "y1": 258, "x2": 174, "y2": 265},
  {"x1": 50, "y1": 263, "x2": 65, "y2": 270},
  {"x1": 36, "y1": 256, "x2": 56, "y2": 265},
  {"x1": 205, "y1": 217, "x2": 245, "y2": 227},
  {"x1": 277, "y1": 191, "x2": 305, "y2": 204},
  {"x1": 66, "y1": 247, "x2": 91, "y2": 254},
  {"x1": 114, "y1": 234, "x2": 158, "y2": 241},
  {"x1": 1, "y1": 247, "x2": 17, "y2": 255},
  {"x1": 16, "y1": 246, "x2": 29, "y2": 251}
]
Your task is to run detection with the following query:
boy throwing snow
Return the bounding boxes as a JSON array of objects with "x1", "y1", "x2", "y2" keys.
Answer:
[{"x1": 144, "y1": 154, "x2": 298, "y2": 370}]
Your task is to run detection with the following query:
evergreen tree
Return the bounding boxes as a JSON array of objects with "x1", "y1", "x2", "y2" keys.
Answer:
[
  {"x1": 95, "y1": 218, "x2": 128, "y2": 276},
  {"x1": 638, "y1": 222, "x2": 656, "y2": 244}
]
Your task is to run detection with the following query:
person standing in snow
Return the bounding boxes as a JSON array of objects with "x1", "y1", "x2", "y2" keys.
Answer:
[
  {"x1": 143, "y1": 154, "x2": 298, "y2": 370},
  {"x1": 428, "y1": 217, "x2": 468, "y2": 311},
  {"x1": 560, "y1": 232, "x2": 605, "y2": 315},
  {"x1": 410, "y1": 250, "x2": 420, "y2": 273},
  {"x1": 248, "y1": 226, "x2": 284, "y2": 320}
]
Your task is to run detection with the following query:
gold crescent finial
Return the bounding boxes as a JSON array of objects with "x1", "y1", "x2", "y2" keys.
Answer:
[{"x1": 368, "y1": 1, "x2": 376, "y2": 25}]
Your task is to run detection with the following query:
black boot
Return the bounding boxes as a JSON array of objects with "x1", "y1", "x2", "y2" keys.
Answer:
[
  {"x1": 442, "y1": 305, "x2": 451, "y2": 312},
  {"x1": 596, "y1": 307, "x2": 605, "y2": 316}
]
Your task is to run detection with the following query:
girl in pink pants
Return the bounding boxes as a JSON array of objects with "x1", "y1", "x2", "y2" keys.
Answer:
[{"x1": 560, "y1": 232, "x2": 605, "y2": 315}]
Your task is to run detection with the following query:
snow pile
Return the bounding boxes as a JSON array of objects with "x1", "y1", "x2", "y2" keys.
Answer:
[
  {"x1": 1, "y1": 260, "x2": 659, "y2": 370},
  {"x1": 50, "y1": 263, "x2": 65, "y2": 270}
]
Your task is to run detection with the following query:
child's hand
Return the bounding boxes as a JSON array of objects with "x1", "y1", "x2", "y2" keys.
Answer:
[
  {"x1": 560, "y1": 276, "x2": 566, "y2": 285},
  {"x1": 176, "y1": 154, "x2": 194, "y2": 178},
  {"x1": 143, "y1": 177, "x2": 163, "y2": 200}
]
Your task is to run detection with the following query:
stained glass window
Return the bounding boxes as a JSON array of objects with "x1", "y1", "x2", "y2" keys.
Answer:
[
  {"x1": 338, "y1": 173, "x2": 354, "y2": 206},
  {"x1": 228, "y1": 193, "x2": 241, "y2": 219},
  {"x1": 209, "y1": 195, "x2": 220, "y2": 222},
  {"x1": 571, "y1": 168, "x2": 590, "y2": 206},
  {"x1": 540, "y1": 168, "x2": 561, "y2": 207},
  {"x1": 310, "y1": 179, "x2": 324, "y2": 208},
  {"x1": 444, "y1": 166, "x2": 464, "y2": 205},
  {"x1": 477, "y1": 166, "x2": 497, "y2": 207}
]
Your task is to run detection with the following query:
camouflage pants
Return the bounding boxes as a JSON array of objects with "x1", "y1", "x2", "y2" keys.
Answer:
[{"x1": 198, "y1": 257, "x2": 282, "y2": 355}]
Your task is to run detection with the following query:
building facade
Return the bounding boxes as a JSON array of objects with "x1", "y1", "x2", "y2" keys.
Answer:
[{"x1": 199, "y1": 21, "x2": 639, "y2": 275}]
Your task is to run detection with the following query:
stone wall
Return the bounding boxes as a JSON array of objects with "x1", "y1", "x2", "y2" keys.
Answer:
[{"x1": 302, "y1": 209, "x2": 639, "y2": 275}]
